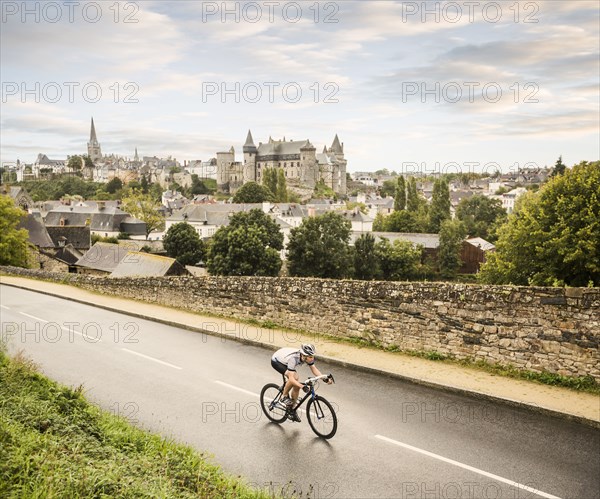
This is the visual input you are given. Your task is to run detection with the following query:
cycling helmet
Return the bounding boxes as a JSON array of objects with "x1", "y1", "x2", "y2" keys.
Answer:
[{"x1": 301, "y1": 343, "x2": 316, "y2": 356}]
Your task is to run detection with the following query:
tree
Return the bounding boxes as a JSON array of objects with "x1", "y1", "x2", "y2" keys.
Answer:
[
  {"x1": 262, "y1": 168, "x2": 278, "y2": 199},
  {"x1": 276, "y1": 169, "x2": 288, "y2": 202},
  {"x1": 456, "y1": 194, "x2": 507, "y2": 242},
  {"x1": 406, "y1": 177, "x2": 420, "y2": 213},
  {"x1": 479, "y1": 161, "x2": 600, "y2": 286},
  {"x1": 394, "y1": 176, "x2": 406, "y2": 211},
  {"x1": 353, "y1": 233, "x2": 378, "y2": 280},
  {"x1": 0, "y1": 195, "x2": 30, "y2": 267},
  {"x1": 551, "y1": 155, "x2": 567, "y2": 177},
  {"x1": 381, "y1": 210, "x2": 422, "y2": 233},
  {"x1": 428, "y1": 178, "x2": 451, "y2": 233},
  {"x1": 105, "y1": 177, "x2": 123, "y2": 194},
  {"x1": 140, "y1": 174, "x2": 150, "y2": 194},
  {"x1": 207, "y1": 209, "x2": 283, "y2": 276},
  {"x1": 374, "y1": 238, "x2": 423, "y2": 281},
  {"x1": 380, "y1": 179, "x2": 396, "y2": 198},
  {"x1": 233, "y1": 182, "x2": 274, "y2": 203},
  {"x1": 438, "y1": 219, "x2": 467, "y2": 279},
  {"x1": 121, "y1": 190, "x2": 165, "y2": 239},
  {"x1": 372, "y1": 212, "x2": 386, "y2": 231},
  {"x1": 190, "y1": 174, "x2": 208, "y2": 195},
  {"x1": 67, "y1": 155, "x2": 83, "y2": 173},
  {"x1": 287, "y1": 212, "x2": 352, "y2": 279},
  {"x1": 163, "y1": 222, "x2": 205, "y2": 266}
]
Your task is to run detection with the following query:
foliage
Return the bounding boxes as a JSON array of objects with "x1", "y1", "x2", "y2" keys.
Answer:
[
  {"x1": 232, "y1": 182, "x2": 274, "y2": 203},
  {"x1": 121, "y1": 190, "x2": 165, "y2": 239},
  {"x1": 380, "y1": 210, "x2": 422, "y2": 233},
  {"x1": 276, "y1": 169, "x2": 288, "y2": 202},
  {"x1": 313, "y1": 179, "x2": 336, "y2": 200},
  {"x1": 438, "y1": 219, "x2": 467, "y2": 279},
  {"x1": 207, "y1": 209, "x2": 283, "y2": 276},
  {"x1": 91, "y1": 234, "x2": 119, "y2": 244},
  {"x1": 455, "y1": 194, "x2": 506, "y2": 242},
  {"x1": 346, "y1": 202, "x2": 367, "y2": 214},
  {"x1": 190, "y1": 174, "x2": 210, "y2": 196},
  {"x1": 0, "y1": 195, "x2": 30, "y2": 267},
  {"x1": 479, "y1": 161, "x2": 600, "y2": 286},
  {"x1": 163, "y1": 222, "x2": 206, "y2": 266},
  {"x1": 0, "y1": 348, "x2": 274, "y2": 498},
  {"x1": 374, "y1": 238, "x2": 424, "y2": 281},
  {"x1": 551, "y1": 155, "x2": 566, "y2": 177},
  {"x1": 379, "y1": 179, "x2": 396, "y2": 198},
  {"x1": 372, "y1": 212, "x2": 386, "y2": 231},
  {"x1": 18, "y1": 177, "x2": 104, "y2": 201},
  {"x1": 428, "y1": 178, "x2": 451, "y2": 233},
  {"x1": 105, "y1": 177, "x2": 123, "y2": 194},
  {"x1": 67, "y1": 155, "x2": 83, "y2": 172},
  {"x1": 394, "y1": 176, "x2": 406, "y2": 211},
  {"x1": 287, "y1": 212, "x2": 352, "y2": 279},
  {"x1": 353, "y1": 233, "x2": 378, "y2": 280}
]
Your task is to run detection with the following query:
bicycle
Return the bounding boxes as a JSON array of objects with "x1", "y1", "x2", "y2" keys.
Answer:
[{"x1": 260, "y1": 373, "x2": 338, "y2": 439}]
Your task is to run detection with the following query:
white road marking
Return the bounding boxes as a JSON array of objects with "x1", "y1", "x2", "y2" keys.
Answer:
[
  {"x1": 214, "y1": 380, "x2": 258, "y2": 398},
  {"x1": 19, "y1": 312, "x2": 48, "y2": 323},
  {"x1": 121, "y1": 348, "x2": 183, "y2": 370},
  {"x1": 59, "y1": 325, "x2": 102, "y2": 342},
  {"x1": 374, "y1": 435, "x2": 562, "y2": 499},
  {"x1": 0, "y1": 305, "x2": 10, "y2": 310},
  {"x1": 215, "y1": 380, "x2": 307, "y2": 415}
]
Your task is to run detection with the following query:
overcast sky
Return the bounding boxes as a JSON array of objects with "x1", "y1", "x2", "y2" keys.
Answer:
[{"x1": 1, "y1": 0, "x2": 598, "y2": 173}]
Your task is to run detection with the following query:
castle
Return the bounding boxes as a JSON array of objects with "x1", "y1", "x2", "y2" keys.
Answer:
[{"x1": 216, "y1": 131, "x2": 347, "y2": 195}]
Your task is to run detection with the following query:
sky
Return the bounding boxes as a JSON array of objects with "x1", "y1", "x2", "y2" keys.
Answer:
[{"x1": 1, "y1": 0, "x2": 599, "y2": 174}]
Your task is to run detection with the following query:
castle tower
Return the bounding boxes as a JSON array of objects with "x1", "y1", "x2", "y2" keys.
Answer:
[
  {"x1": 87, "y1": 117, "x2": 102, "y2": 163},
  {"x1": 243, "y1": 130, "x2": 257, "y2": 183},
  {"x1": 329, "y1": 134, "x2": 347, "y2": 195},
  {"x1": 300, "y1": 140, "x2": 318, "y2": 189},
  {"x1": 216, "y1": 146, "x2": 236, "y2": 192}
]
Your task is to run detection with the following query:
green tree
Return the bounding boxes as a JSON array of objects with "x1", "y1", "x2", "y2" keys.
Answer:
[
  {"x1": 438, "y1": 219, "x2": 467, "y2": 279},
  {"x1": 394, "y1": 176, "x2": 406, "y2": 211},
  {"x1": 287, "y1": 212, "x2": 352, "y2": 279},
  {"x1": 479, "y1": 161, "x2": 600, "y2": 286},
  {"x1": 428, "y1": 178, "x2": 451, "y2": 233},
  {"x1": 262, "y1": 168, "x2": 278, "y2": 198},
  {"x1": 551, "y1": 155, "x2": 567, "y2": 177},
  {"x1": 381, "y1": 210, "x2": 421, "y2": 233},
  {"x1": 190, "y1": 174, "x2": 209, "y2": 195},
  {"x1": 105, "y1": 177, "x2": 123, "y2": 195},
  {"x1": 406, "y1": 177, "x2": 420, "y2": 213},
  {"x1": 372, "y1": 212, "x2": 386, "y2": 231},
  {"x1": 163, "y1": 222, "x2": 205, "y2": 266},
  {"x1": 207, "y1": 209, "x2": 283, "y2": 276},
  {"x1": 121, "y1": 190, "x2": 165, "y2": 239},
  {"x1": 233, "y1": 182, "x2": 274, "y2": 203},
  {"x1": 140, "y1": 174, "x2": 150, "y2": 194},
  {"x1": 455, "y1": 194, "x2": 507, "y2": 242},
  {"x1": 67, "y1": 155, "x2": 83, "y2": 173},
  {"x1": 375, "y1": 238, "x2": 423, "y2": 281},
  {"x1": 313, "y1": 179, "x2": 336, "y2": 199},
  {"x1": 276, "y1": 169, "x2": 288, "y2": 202},
  {"x1": 353, "y1": 233, "x2": 378, "y2": 280},
  {"x1": 380, "y1": 179, "x2": 396, "y2": 198},
  {"x1": 0, "y1": 195, "x2": 30, "y2": 267}
]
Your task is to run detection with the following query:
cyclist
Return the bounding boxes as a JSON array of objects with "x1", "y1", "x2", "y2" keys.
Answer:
[{"x1": 270, "y1": 343, "x2": 331, "y2": 422}]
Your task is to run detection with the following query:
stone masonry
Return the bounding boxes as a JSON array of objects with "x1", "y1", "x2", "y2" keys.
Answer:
[{"x1": 2, "y1": 267, "x2": 599, "y2": 380}]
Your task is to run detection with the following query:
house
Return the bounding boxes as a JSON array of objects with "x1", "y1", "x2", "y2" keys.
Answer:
[
  {"x1": 44, "y1": 204, "x2": 147, "y2": 239},
  {"x1": 461, "y1": 237, "x2": 495, "y2": 274},
  {"x1": 74, "y1": 242, "x2": 131, "y2": 275},
  {"x1": 341, "y1": 209, "x2": 374, "y2": 232},
  {"x1": 110, "y1": 252, "x2": 189, "y2": 277},
  {"x1": 5, "y1": 186, "x2": 34, "y2": 211}
]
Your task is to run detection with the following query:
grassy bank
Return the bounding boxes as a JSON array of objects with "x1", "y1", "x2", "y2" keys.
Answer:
[{"x1": 0, "y1": 347, "x2": 271, "y2": 498}]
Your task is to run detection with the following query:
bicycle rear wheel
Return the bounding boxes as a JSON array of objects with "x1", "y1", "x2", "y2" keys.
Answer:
[
  {"x1": 260, "y1": 383, "x2": 288, "y2": 424},
  {"x1": 306, "y1": 395, "x2": 337, "y2": 439}
]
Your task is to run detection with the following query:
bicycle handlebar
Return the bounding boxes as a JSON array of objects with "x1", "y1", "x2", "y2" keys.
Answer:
[{"x1": 304, "y1": 374, "x2": 335, "y2": 386}]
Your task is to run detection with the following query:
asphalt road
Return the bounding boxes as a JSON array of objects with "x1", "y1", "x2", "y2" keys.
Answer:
[{"x1": 1, "y1": 285, "x2": 598, "y2": 499}]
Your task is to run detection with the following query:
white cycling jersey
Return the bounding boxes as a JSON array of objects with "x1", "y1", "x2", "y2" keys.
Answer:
[{"x1": 272, "y1": 347, "x2": 314, "y2": 372}]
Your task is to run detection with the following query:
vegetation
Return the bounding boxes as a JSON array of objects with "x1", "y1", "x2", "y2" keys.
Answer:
[
  {"x1": 353, "y1": 233, "x2": 378, "y2": 280},
  {"x1": 374, "y1": 238, "x2": 424, "y2": 281},
  {"x1": 0, "y1": 195, "x2": 30, "y2": 268},
  {"x1": 438, "y1": 219, "x2": 467, "y2": 279},
  {"x1": 163, "y1": 222, "x2": 206, "y2": 266},
  {"x1": 312, "y1": 179, "x2": 336, "y2": 200},
  {"x1": 207, "y1": 209, "x2": 283, "y2": 276},
  {"x1": 121, "y1": 190, "x2": 165, "y2": 239},
  {"x1": 287, "y1": 212, "x2": 352, "y2": 279},
  {"x1": 479, "y1": 161, "x2": 600, "y2": 286},
  {"x1": 0, "y1": 347, "x2": 271, "y2": 498},
  {"x1": 394, "y1": 176, "x2": 406, "y2": 211},
  {"x1": 17, "y1": 177, "x2": 105, "y2": 201},
  {"x1": 455, "y1": 194, "x2": 506, "y2": 242},
  {"x1": 232, "y1": 182, "x2": 274, "y2": 203},
  {"x1": 427, "y1": 178, "x2": 451, "y2": 233}
]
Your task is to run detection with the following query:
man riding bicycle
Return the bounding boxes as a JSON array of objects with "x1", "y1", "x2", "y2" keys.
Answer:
[{"x1": 270, "y1": 343, "x2": 331, "y2": 422}]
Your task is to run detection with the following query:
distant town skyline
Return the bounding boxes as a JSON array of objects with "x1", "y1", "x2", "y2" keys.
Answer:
[{"x1": 1, "y1": 1, "x2": 598, "y2": 173}]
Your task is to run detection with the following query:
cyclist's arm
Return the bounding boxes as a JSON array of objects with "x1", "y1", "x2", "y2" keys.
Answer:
[{"x1": 309, "y1": 364, "x2": 322, "y2": 377}]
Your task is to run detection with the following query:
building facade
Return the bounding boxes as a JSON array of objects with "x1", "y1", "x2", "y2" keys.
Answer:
[{"x1": 216, "y1": 131, "x2": 347, "y2": 195}]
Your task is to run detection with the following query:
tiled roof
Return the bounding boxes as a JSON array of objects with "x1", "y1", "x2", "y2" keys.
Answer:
[
  {"x1": 75, "y1": 242, "x2": 130, "y2": 273},
  {"x1": 110, "y1": 252, "x2": 189, "y2": 277},
  {"x1": 46, "y1": 225, "x2": 91, "y2": 250},
  {"x1": 18, "y1": 213, "x2": 55, "y2": 248}
]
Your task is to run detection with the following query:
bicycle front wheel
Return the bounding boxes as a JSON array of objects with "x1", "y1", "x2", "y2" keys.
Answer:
[
  {"x1": 306, "y1": 395, "x2": 337, "y2": 439},
  {"x1": 260, "y1": 383, "x2": 288, "y2": 424}
]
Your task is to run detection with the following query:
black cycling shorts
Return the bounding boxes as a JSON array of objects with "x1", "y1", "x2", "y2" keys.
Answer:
[{"x1": 271, "y1": 358, "x2": 289, "y2": 376}]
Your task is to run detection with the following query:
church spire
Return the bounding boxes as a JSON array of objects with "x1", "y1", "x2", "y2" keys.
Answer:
[
  {"x1": 331, "y1": 134, "x2": 343, "y2": 154},
  {"x1": 90, "y1": 117, "x2": 98, "y2": 142},
  {"x1": 243, "y1": 129, "x2": 257, "y2": 153}
]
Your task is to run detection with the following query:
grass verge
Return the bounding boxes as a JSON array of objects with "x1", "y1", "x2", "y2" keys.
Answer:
[{"x1": 0, "y1": 346, "x2": 273, "y2": 498}]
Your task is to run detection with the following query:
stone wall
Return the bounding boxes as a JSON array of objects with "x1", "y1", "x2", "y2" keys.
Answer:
[{"x1": 2, "y1": 267, "x2": 598, "y2": 380}]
